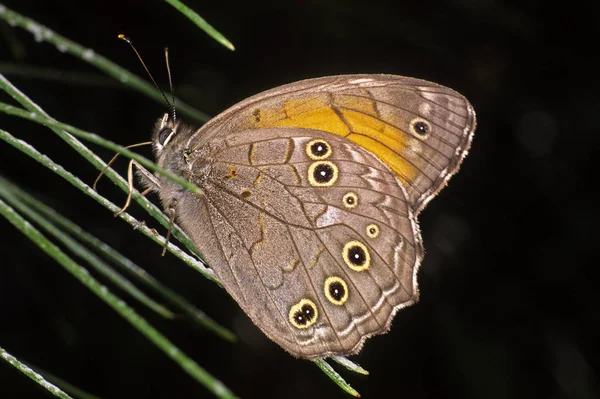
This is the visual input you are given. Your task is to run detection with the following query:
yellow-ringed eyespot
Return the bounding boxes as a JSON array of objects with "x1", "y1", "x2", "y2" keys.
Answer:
[
  {"x1": 409, "y1": 117, "x2": 431, "y2": 138},
  {"x1": 342, "y1": 240, "x2": 371, "y2": 272},
  {"x1": 308, "y1": 161, "x2": 338, "y2": 187},
  {"x1": 342, "y1": 192, "x2": 358, "y2": 209},
  {"x1": 366, "y1": 224, "x2": 380, "y2": 238},
  {"x1": 306, "y1": 139, "x2": 332, "y2": 160},
  {"x1": 289, "y1": 299, "x2": 318, "y2": 329},
  {"x1": 324, "y1": 277, "x2": 349, "y2": 305}
]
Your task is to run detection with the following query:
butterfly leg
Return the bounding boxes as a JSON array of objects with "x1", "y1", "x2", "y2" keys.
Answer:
[
  {"x1": 93, "y1": 141, "x2": 152, "y2": 191},
  {"x1": 114, "y1": 159, "x2": 160, "y2": 216},
  {"x1": 161, "y1": 198, "x2": 178, "y2": 256},
  {"x1": 114, "y1": 159, "x2": 175, "y2": 257}
]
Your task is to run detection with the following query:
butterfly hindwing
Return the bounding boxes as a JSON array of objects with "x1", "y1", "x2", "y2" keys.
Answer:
[{"x1": 182, "y1": 128, "x2": 422, "y2": 358}]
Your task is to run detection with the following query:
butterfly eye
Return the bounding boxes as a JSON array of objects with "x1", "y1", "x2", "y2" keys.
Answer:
[{"x1": 158, "y1": 128, "x2": 174, "y2": 146}]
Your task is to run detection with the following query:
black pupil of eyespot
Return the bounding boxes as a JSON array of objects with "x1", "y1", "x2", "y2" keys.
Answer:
[
  {"x1": 348, "y1": 246, "x2": 366, "y2": 266},
  {"x1": 369, "y1": 227, "x2": 376, "y2": 234},
  {"x1": 329, "y1": 281, "x2": 345, "y2": 301},
  {"x1": 158, "y1": 128, "x2": 172, "y2": 145},
  {"x1": 294, "y1": 305, "x2": 315, "y2": 325},
  {"x1": 311, "y1": 142, "x2": 328, "y2": 156},
  {"x1": 414, "y1": 121, "x2": 429, "y2": 135},
  {"x1": 302, "y1": 304, "x2": 315, "y2": 320},
  {"x1": 313, "y1": 164, "x2": 334, "y2": 183},
  {"x1": 346, "y1": 196, "x2": 355, "y2": 204},
  {"x1": 294, "y1": 311, "x2": 305, "y2": 324}
]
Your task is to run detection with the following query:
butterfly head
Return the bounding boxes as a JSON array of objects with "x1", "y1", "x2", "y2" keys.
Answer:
[{"x1": 151, "y1": 113, "x2": 197, "y2": 172}]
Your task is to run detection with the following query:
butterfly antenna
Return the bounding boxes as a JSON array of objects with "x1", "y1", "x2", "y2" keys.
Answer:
[
  {"x1": 164, "y1": 47, "x2": 177, "y2": 122},
  {"x1": 118, "y1": 34, "x2": 173, "y2": 112}
]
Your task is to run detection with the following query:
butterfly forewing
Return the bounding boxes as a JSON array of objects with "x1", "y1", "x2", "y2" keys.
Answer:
[{"x1": 187, "y1": 74, "x2": 476, "y2": 214}]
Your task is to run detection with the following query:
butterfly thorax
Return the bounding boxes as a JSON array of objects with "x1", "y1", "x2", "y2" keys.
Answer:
[{"x1": 150, "y1": 114, "x2": 208, "y2": 209}]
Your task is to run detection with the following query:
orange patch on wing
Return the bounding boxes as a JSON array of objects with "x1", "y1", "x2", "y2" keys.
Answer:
[
  {"x1": 340, "y1": 108, "x2": 411, "y2": 147},
  {"x1": 254, "y1": 95, "x2": 350, "y2": 136},
  {"x1": 250, "y1": 94, "x2": 418, "y2": 184},
  {"x1": 337, "y1": 108, "x2": 418, "y2": 185},
  {"x1": 332, "y1": 94, "x2": 378, "y2": 117},
  {"x1": 347, "y1": 134, "x2": 418, "y2": 185}
]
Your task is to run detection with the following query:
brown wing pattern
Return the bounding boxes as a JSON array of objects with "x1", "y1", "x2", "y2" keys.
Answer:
[
  {"x1": 188, "y1": 74, "x2": 476, "y2": 214},
  {"x1": 181, "y1": 128, "x2": 423, "y2": 359}
]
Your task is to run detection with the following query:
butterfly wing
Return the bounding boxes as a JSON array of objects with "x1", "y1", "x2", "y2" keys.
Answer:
[
  {"x1": 178, "y1": 127, "x2": 423, "y2": 359},
  {"x1": 188, "y1": 74, "x2": 476, "y2": 214}
]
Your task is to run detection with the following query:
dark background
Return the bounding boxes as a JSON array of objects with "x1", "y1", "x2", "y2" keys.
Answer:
[{"x1": 0, "y1": 0, "x2": 598, "y2": 398}]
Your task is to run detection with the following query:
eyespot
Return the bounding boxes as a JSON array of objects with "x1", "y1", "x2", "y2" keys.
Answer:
[
  {"x1": 342, "y1": 240, "x2": 371, "y2": 272},
  {"x1": 324, "y1": 277, "x2": 349, "y2": 305},
  {"x1": 409, "y1": 118, "x2": 431, "y2": 138},
  {"x1": 289, "y1": 299, "x2": 318, "y2": 329},
  {"x1": 308, "y1": 161, "x2": 338, "y2": 187},
  {"x1": 342, "y1": 192, "x2": 358, "y2": 209},
  {"x1": 306, "y1": 139, "x2": 332, "y2": 160},
  {"x1": 366, "y1": 224, "x2": 380, "y2": 238},
  {"x1": 158, "y1": 127, "x2": 174, "y2": 146}
]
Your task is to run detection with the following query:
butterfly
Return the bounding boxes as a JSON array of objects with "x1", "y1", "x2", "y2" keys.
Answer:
[{"x1": 137, "y1": 74, "x2": 475, "y2": 359}]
